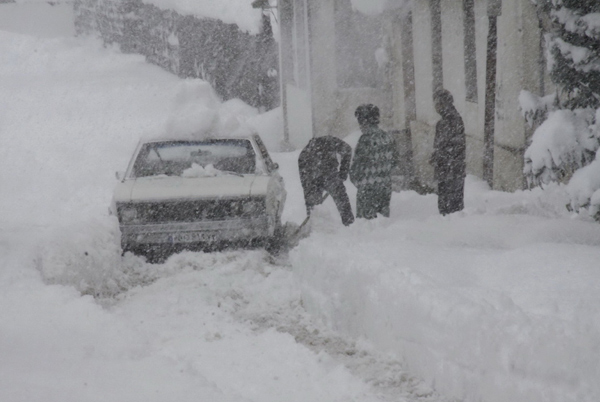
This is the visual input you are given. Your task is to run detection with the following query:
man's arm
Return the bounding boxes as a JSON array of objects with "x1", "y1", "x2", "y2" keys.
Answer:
[
  {"x1": 430, "y1": 120, "x2": 443, "y2": 168},
  {"x1": 388, "y1": 134, "x2": 401, "y2": 170},
  {"x1": 349, "y1": 136, "x2": 368, "y2": 186},
  {"x1": 334, "y1": 138, "x2": 352, "y2": 181},
  {"x1": 298, "y1": 141, "x2": 316, "y2": 190}
]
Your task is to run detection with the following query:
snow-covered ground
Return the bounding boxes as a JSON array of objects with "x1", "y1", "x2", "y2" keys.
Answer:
[
  {"x1": 0, "y1": 31, "x2": 447, "y2": 402},
  {"x1": 1, "y1": 28, "x2": 599, "y2": 402}
]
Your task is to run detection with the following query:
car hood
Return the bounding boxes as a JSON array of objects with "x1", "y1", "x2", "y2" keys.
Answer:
[{"x1": 113, "y1": 175, "x2": 270, "y2": 203}]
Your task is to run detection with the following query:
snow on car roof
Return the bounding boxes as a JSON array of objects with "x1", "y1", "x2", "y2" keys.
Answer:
[{"x1": 141, "y1": 135, "x2": 256, "y2": 144}]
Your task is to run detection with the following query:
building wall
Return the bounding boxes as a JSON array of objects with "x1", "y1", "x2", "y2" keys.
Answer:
[
  {"x1": 493, "y1": 0, "x2": 546, "y2": 190},
  {"x1": 309, "y1": 0, "x2": 391, "y2": 141},
  {"x1": 409, "y1": 0, "x2": 486, "y2": 188},
  {"x1": 280, "y1": 0, "x2": 545, "y2": 191},
  {"x1": 280, "y1": 0, "x2": 313, "y2": 148},
  {"x1": 494, "y1": 0, "x2": 527, "y2": 190},
  {"x1": 399, "y1": 0, "x2": 543, "y2": 191},
  {"x1": 282, "y1": 0, "x2": 392, "y2": 150},
  {"x1": 306, "y1": 0, "x2": 337, "y2": 139},
  {"x1": 412, "y1": 1, "x2": 436, "y2": 127},
  {"x1": 387, "y1": 12, "x2": 407, "y2": 132}
]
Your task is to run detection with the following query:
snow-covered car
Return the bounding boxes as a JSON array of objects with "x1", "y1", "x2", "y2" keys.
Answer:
[{"x1": 112, "y1": 134, "x2": 286, "y2": 256}]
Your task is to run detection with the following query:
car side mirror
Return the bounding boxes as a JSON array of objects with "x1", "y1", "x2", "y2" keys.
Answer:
[{"x1": 115, "y1": 171, "x2": 125, "y2": 181}]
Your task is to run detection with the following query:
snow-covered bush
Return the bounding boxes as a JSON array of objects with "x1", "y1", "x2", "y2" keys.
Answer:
[
  {"x1": 525, "y1": 0, "x2": 600, "y2": 218},
  {"x1": 565, "y1": 147, "x2": 600, "y2": 218},
  {"x1": 519, "y1": 90, "x2": 556, "y2": 128},
  {"x1": 524, "y1": 108, "x2": 599, "y2": 185}
]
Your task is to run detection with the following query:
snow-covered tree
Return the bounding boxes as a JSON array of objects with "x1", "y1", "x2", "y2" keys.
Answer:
[{"x1": 524, "y1": 0, "x2": 600, "y2": 218}]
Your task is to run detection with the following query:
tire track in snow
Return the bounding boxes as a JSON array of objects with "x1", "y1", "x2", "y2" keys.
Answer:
[
  {"x1": 159, "y1": 250, "x2": 459, "y2": 402},
  {"x1": 37, "y1": 236, "x2": 458, "y2": 402}
]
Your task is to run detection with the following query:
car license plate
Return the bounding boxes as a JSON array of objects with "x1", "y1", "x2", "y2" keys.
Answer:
[{"x1": 168, "y1": 232, "x2": 214, "y2": 243}]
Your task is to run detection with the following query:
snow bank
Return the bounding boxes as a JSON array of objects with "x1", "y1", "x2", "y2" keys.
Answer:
[
  {"x1": 159, "y1": 79, "x2": 283, "y2": 148},
  {"x1": 291, "y1": 177, "x2": 600, "y2": 402}
]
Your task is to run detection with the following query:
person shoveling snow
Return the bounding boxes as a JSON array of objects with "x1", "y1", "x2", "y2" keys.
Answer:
[{"x1": 298, "y1": 136, "x2": 355, "y2": 226}]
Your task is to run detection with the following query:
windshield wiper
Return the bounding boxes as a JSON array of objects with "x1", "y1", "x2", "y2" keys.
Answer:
[{"x1": 152, "y1": 147, "x2": 165, "y2": 163}]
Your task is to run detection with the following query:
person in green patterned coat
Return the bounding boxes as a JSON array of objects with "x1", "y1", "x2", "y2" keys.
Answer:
[{"x1": 349, "y1": 104, "x2": 400, "y2": 219}]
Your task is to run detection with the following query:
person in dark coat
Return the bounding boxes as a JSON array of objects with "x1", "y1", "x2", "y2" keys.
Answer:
[
  {"x1": 349, "y1": 104, "x2": 400, "y2": 219},
  {"x1": 298, "y1": 135, "x2": 355, "y2": 226},
  {"x1": 430, "y1": 89, "x2": 466, "y2": 215}
]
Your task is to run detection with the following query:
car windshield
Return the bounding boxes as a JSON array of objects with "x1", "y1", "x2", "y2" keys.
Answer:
[{"x1": 132, "y1": 139, "x2": 256, "y2": 178}]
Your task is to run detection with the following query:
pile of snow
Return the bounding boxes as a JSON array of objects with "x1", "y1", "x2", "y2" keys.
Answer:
[
  {"x1": 159, "y1": 80, "x2": 283, "y2": 149},
  {"x1": 161, "y1": 79, "x2": 222, "y2": 139},
  {"x1": 182, "y1": 163, "x2": 222, "y2": 178},
  {"x1": 291, "y1": 176, "x2": 600, "y2": 402}
]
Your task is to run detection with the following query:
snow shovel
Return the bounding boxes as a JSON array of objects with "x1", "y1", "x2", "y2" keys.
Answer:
[{"x1": 291, "y1": 192, "x2": 330, "y2": 238}]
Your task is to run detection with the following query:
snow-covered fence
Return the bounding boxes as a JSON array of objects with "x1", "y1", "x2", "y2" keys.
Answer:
[{"x1": 73, "y1": 0, "x2": 279, "y2": 110}]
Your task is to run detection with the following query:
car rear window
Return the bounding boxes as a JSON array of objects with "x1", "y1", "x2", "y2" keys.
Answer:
[{"x1": 132, "y1": 139, "x2": 256, "y2": 177}]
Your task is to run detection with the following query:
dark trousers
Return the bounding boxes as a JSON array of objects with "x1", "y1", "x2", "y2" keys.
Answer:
[
  {"x1": 356, "y1": 183, "x2": 392, "y2": 219},
  {"x1": 437, "y1": 178, "x2": 465, "y2": 215},
  {"x1": 303, "y1": 175, "x2": 354, "y2": 226}
]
